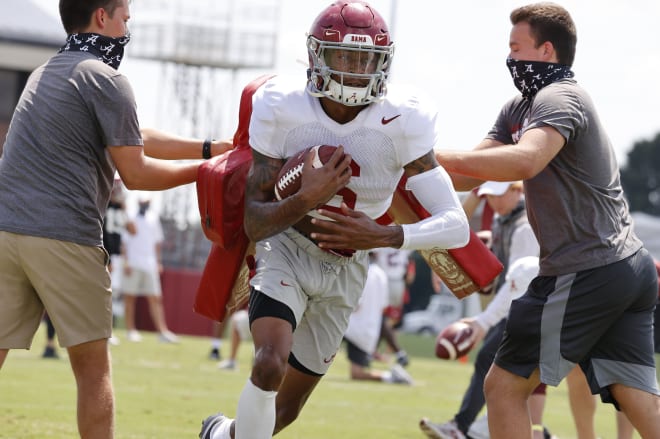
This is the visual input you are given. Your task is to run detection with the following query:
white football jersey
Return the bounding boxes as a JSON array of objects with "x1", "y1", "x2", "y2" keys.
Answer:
[
  {"x1": 249, "y1": 76, "x2": 440, "y2": 220},
  {"x1": 373, "y1": 248, "x2": 411, "y2": 281}
]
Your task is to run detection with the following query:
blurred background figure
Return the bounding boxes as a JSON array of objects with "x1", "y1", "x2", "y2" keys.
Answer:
[
  {"x1": 41, "y1": 313, "x2": 58, "y2": 359},
  {"x1": 121, "y1": 193, "x2": 178, "y2": 343},
  {"x1": 420, "y1": 181, "x2": 544, "y2": 439},
  {"x1": 217, "y1": 307, "x2": 251, "y2": 371},
  {"x1": 372, "y1": 247, "x2": 411, "y2": 367},
  {"x1": 403, "y1": 251, "x2": 436, "y2": 315},
  {"x1": 103, "y1": 175, "x2": 133, "y2": 345},
  {"x1": 343, "y1": 252, "x2": 413, "y2": 385},
  {"x1": 208, "y1": 321, "x2": 227, "y2": 361}
]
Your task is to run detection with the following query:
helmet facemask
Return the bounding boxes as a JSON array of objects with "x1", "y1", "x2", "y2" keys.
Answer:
[{"x1": 307, "y1": 35, "x2": 394, "y2": 106}]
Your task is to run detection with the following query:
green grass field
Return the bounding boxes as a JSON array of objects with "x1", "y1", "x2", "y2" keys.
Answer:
[{"x1": 0, "y1": 325, "x2": 651, "y2": 438}]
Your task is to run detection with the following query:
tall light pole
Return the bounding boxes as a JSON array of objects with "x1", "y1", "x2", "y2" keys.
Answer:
[{"x1": 389, "y1": 0, "x2": 398, "y2": 39}]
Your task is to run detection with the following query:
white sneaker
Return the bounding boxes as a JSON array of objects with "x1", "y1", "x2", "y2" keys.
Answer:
[
  {"x1": 199, "y1": 413, "x2": 232, "y2": 439},
  {"x1": 108, "y1": 334, "x2": 121, "y2": 346},
  {"x1": 390, "y1": 363, "x2": 414, "y2": 385},
  {"x1": 395, "y1": 349, "x2": 410, "y2": 367},
  {"x1": 217, "y1": 359, "x2": 236, "y2": 370},
  {"x1": 127, "y1": 330, "x2": 142, "y2": 342},
  {"x1": 419, "y1": 418, "x2": 466, "y2": 439},
  {"x1": 159, "y1": 331, "x2": 179, "y2": 343},
  {"x1": 467, "y1": 414, "x2": 490, "y2": 439}
]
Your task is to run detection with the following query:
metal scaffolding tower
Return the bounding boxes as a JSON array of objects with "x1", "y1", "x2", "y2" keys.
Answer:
[{"x1": 128, "y1": 0, "x2": 280, "y2": 269}]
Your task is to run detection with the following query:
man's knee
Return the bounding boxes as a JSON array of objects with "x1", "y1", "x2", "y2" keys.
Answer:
[
  {"x1": 483, "y1": 366, "x2": 499, "y2": 403},
  {"x1": 67, "y1": 339, "x2": 111, "y2": 380},
  {"x1": 484, "y1": 364, "x2": 515, "y2": 403},
  {"x1": 251, "y1": 346, "x2": 288, "y2": 390},
  {"x1": 485, "y1": 365, "x2": 540, "y2": 403}
]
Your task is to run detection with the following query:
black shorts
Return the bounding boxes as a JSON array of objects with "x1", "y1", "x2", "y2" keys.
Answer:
[
  {"x1": 495, "y1": 248, "x2": 659, "y2": 405},
  {"x1": 248, "y1": 287, "x2": 296, "y2": 330},
  {"x1": 344, "y1": 338, "x2": 371, "y2": 368}
]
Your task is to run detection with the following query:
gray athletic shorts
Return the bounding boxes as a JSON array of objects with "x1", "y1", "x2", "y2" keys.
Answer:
[
  {"x1": 495, "y1": 248, "x2": 659, "y2": 405},
  {"x1": 249, "y1": 228, "x2": 369, "y2": 375}
]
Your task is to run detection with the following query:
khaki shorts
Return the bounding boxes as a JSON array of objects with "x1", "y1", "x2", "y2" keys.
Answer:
[
  {"x1": 121, "y1": 266, "x2": 162, "y2": 296},
  {"x1": 0, "y1": 231, "x2": 113, "y2": 349}
]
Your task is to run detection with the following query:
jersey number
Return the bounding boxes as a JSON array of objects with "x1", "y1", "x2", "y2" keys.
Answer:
[{"x1": 320, "y1": 160, "x2": 361, "y2": 213}]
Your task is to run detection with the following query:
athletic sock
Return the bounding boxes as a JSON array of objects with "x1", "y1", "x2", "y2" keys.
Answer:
[{"x1": 234, "y1": 378, "x2": 277, "y2": 439}]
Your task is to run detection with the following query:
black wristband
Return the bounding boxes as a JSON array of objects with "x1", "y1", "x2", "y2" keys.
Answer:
[{"x1": 202, "y1": 138, "x2": 212, "y2": 159}]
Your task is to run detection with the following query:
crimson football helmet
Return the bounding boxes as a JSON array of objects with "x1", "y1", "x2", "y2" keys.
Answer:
[{"x1": 306, "y1": 0, "x2": 394, "y2": 106}]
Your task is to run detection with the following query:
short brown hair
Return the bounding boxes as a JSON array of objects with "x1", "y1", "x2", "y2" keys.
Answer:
[
  {"x1": 59, "y1": 0, "x2": 122, "y2": 34},
  {"x1": 510, "y1": 2, "x2": 577, "y2": 66}
]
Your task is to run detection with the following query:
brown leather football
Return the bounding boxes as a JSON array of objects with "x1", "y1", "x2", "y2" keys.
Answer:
[
  {"x1": 435, "y1": 321, "x2": 476, "y2": 360},
  {"x1": 274, "y1": 145, "x2": 339, "y2": 200}
]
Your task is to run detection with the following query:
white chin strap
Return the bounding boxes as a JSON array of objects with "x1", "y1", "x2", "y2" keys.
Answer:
[{"x1": 327, "y1": 79, "x2": 370, "y2": 105}]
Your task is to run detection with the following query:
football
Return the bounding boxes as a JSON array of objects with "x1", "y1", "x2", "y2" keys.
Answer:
[
  {"x1": 435, "y1": 321, "x2": 476, "y2": 360},
  {"x1": 274, "y1": 145, "x2": 339, "y2": 200}
]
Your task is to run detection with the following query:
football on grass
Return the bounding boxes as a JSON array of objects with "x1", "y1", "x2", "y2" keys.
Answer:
[
  {"x1": 435, "y1": 321, "x2": 476, "y2": 360},
  {"x1": 274, "y1": 145, "x2": 339, "y2": 200}
]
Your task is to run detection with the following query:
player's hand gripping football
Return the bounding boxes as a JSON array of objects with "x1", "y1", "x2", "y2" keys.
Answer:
[
  {"x1": 309, "y1": 203, "x2": 403, "y2": 250},
  {"x1": 298, "y1": 145, "x2": 352, "y2": 210}
]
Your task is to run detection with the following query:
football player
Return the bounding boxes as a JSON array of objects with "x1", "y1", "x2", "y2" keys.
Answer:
[{"x1": 200, "y1": 2, "x2": 469, "y2": 438}]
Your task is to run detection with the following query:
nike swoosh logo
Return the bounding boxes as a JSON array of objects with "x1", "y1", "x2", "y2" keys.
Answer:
[
  {"x1": 381, "y1": 114, "x2": 401, "y2": 125},
  {"x1": 323, "y1": 353, "x2": 337, "y2": 364},
  {"x1": 280, "y1": 280, "x2": 292, "y2": 287}
]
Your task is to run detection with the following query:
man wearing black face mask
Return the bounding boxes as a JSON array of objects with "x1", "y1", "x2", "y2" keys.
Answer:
[
  {"x1": 435, "y1": 3, "x2": 660, "y2": 438},
  {"x1": 0, "y1": 1, "x2": 231, "y2": 437}
]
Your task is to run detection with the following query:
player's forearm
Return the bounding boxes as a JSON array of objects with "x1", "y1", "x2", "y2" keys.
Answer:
[
  {"x1": 401, "y1": 166, "x2": 470, "y2": 250},
  {"x1": 244, "y1": 193, "x2": 315, "y2": 243}
]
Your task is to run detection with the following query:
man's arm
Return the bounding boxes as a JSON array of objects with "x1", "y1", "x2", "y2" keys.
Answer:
[
  {"x1": 108, "y1": 146, "x2": 199, "y2": 190},
  {"x1": 435, "y1": 138, "x2": 502, "y2": 192},
  {"x1": 141, "y1": 128, "x2": 233, "y2": 160},
  {"x1": 243, "y1": 147, "x2": 352, "y2": 243},
  {"x1": 436, "y1": 126, "x2": 565, "y2": 185}
]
